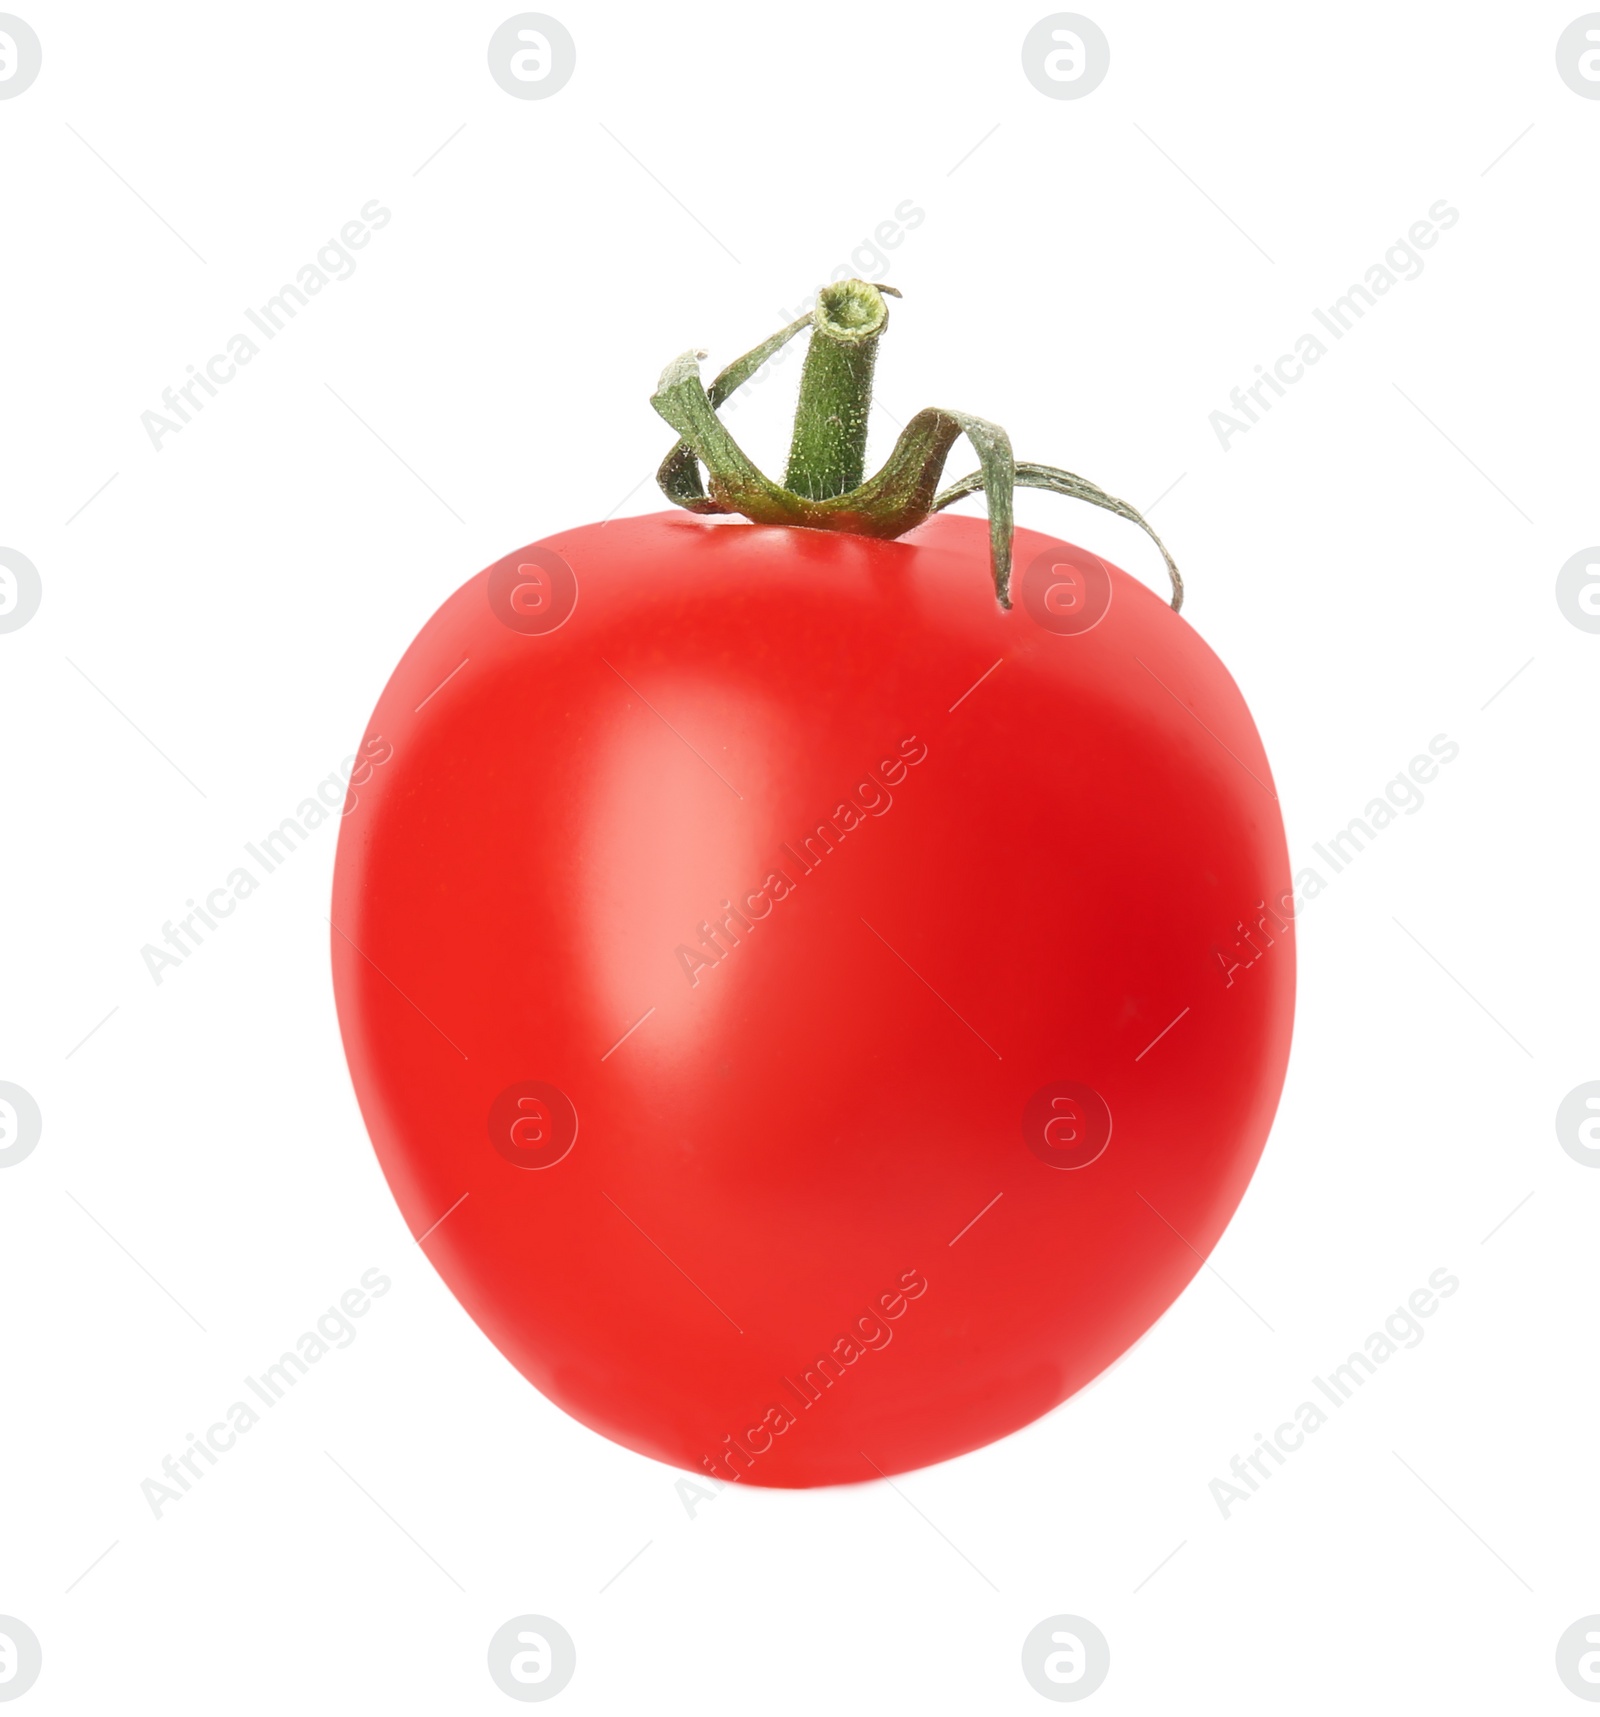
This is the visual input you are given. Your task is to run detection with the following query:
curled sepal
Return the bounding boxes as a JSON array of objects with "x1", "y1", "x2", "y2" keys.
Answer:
[
  {"x1": 652, "y1": 351, "x2": 1017, "y2": 605},
  {"x1": 649, "y1": 279, "x2": 1182, "y2": 612},
  {"x1": 816, "y1": 409, "x2": 1016, "y2": 606},
  {"x1": 655, "y1": 313, "x2": 815, "y2": 512},
  {"x1": 651, "y1": 350, "x2": 814, "y2": 526},
  {"x1": 932, "y1": 460, "x2": 1184, "y2": 613}
]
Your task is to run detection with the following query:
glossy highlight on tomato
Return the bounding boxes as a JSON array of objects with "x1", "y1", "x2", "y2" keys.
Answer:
[{"x1": 331, "y1": 510, "x2": 1294, "y2": 1486}]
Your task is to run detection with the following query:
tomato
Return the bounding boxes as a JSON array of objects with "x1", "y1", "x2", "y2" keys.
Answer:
[{"x1": 330, "y1": 507, "x2": 1293, "y2": 1486}]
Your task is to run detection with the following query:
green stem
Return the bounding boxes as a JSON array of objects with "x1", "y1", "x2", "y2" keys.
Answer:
[
  {"x1": 783, "y1": 280, "x2": 891, "y2": 500},
  {"x1": 648, "y1": 279, "x2": 1185, "y2": 612}
]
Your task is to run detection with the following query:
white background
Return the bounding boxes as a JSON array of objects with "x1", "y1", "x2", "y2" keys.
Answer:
[{"x1": 2, "y1": 2, "x2": 1597, "y2": 1711}]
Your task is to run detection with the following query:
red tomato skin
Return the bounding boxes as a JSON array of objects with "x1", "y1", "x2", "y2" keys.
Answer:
[{"x1": 331, "y1": 511, "x2": 1294, "y2": 1487}]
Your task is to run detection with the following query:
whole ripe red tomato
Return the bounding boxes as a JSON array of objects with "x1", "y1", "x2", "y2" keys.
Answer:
[{"x1": 332, "y1": 281, "x2": 1293, "y2": 1485}]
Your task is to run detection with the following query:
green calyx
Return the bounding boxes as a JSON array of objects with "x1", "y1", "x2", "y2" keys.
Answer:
[{"x1": 651, "y1": 279, "x2": 1182, "y2": 612}]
